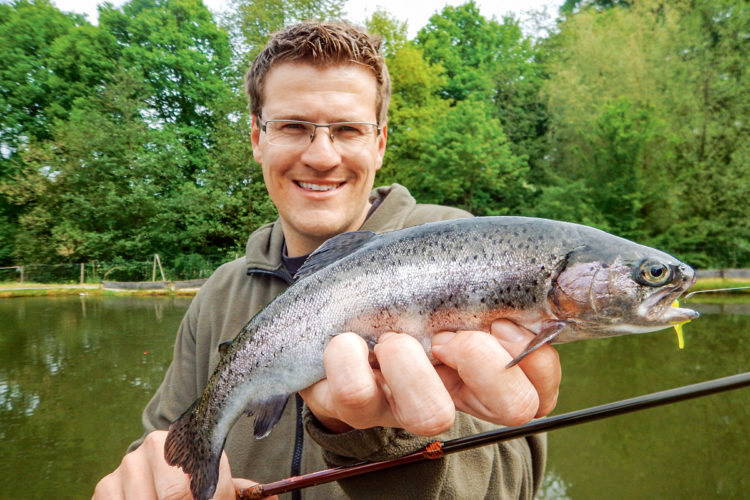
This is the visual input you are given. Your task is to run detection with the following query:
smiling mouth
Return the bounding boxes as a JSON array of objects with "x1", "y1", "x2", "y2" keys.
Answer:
[{"x1": 296, "y1": 181, "x2": 343, "y2": 192}]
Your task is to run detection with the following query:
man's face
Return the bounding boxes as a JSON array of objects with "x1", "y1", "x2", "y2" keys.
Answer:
[{"x1": 251, "y1": 63, "x2": 387, "y2": 256}]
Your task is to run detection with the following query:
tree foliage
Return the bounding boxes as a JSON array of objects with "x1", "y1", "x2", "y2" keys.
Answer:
[
  {"x1": 0, "y1": 0, "x2": 747, "y2": 270},
  {"x1": 534, "y1": 0, "x2": 749, "y2": 267},
  {"x1": 374, "y1": 2, "x2": 536, "y2": 216},
  {"x1": 225, "y1": 0, "x2": 345, "y2": 70}
]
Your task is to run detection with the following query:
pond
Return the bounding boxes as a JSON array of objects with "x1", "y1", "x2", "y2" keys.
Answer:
[{"x1": 0, "y1": 295, "x2": 748, "y2": 499}]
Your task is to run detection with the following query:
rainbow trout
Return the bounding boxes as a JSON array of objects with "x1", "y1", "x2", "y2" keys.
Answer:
[{"x1": 165, "y1": 216, "x2": 698, "y2": 500}]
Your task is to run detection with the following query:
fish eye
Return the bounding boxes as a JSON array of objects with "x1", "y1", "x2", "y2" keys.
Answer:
[{"x1": 635, "y1": 260, "x2": 672, "y2": 287}]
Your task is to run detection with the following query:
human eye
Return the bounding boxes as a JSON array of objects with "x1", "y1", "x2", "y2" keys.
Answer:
[
  {"x1": 332, "y1": 123, "x2": 369, "y2": 138},
  {"x1": 275, "y1": 121, "x2": 312, "y2": 135}
]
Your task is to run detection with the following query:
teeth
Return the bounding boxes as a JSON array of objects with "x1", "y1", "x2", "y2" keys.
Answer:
[{"x1": 298, "y1": 182, "x2": 340, "y2": 192}]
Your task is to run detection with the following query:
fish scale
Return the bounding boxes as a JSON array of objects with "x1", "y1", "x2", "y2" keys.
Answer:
[{"x1": 164, "y1": 216, "x2": 699, "y2": 500}]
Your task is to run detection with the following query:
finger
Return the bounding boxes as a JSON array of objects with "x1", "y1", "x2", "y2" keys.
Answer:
[
  {"x1": 212, "y1": 452, "x2": 239, "y2": 499},
  {"x1": 301, "y1": 332, "x2": 395, "y2": 431},
  {"x1": 375, "y1": 333, "x2": 455, "y2": 436},
  {"x1": 233, "y1": 478, "x2": 280, "y2": 500},
  {"x1": 92, "y1": 431, "x2": 193, "y2": 500},
  {"x1": 93, "y1": 467, "x2": 132, "y2": 499},
  {"x1": 491, "y1": 320, "x2": 561, "y2": 417},
  {"x1": 431, "y1": 330, "x2": 539, "y2": 426},
  {"x1": 141, "y1": 432, "x2": 194, "y2": 500}
]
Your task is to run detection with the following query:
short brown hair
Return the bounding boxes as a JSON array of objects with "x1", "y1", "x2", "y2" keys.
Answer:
[{"x1": 245, "y1": 21, "x2": 391, "y2": 124}]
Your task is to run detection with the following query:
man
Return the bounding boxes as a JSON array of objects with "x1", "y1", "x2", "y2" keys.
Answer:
[{"x1": 94, "y1": 21, "x2": 561, "y2": 499}]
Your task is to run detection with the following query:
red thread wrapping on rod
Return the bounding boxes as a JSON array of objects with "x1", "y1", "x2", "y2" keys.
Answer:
[{"x1": 423, "y1": 441, "x2": 444, "y2": 459}]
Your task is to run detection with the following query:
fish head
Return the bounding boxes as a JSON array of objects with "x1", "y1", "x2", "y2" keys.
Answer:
[{"x1": 549, "y1": 243, "x2": 699, "y2": 340}]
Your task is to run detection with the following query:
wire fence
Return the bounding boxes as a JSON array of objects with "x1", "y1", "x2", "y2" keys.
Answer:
[
  {"x1": 3, "y1": 256, "x2": 749, "y2": 286},
  {"x1": 0, "y1": 253, "x2": 239, "y2": 284}
]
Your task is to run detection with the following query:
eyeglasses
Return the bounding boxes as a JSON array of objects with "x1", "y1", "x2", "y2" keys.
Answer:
[{"x1": 258, "y1": 117, "x2": 380, "y2": 151}]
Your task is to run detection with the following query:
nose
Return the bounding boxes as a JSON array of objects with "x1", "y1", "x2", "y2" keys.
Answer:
[
  {"x1": 301, "y1": 126, "x2": 341, "y2": 169},
  {"x1": 678, "y1": 263, "x2": 696, "y2": 285}
]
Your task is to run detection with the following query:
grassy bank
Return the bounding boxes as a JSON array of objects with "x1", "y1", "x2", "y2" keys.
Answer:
[
  {"x1": 688, "y1": 278, "x2": 750, "y2": 294},
  {"x1": 0, "y1": 283, "x2": 199, "y2": 298}
]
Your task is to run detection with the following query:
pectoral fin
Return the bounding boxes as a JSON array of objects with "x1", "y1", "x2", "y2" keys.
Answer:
[{"x1": 506, "y1": 319, "x2": 566, "y2": 368}]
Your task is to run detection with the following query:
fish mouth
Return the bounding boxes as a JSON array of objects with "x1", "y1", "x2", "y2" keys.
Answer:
[{"x1": 639, "y1": 284, "x2": 700, "y2": 325}]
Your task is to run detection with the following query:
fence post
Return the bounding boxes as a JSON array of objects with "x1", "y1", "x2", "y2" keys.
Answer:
[{"x1": 154, "y1": 254, "x2": 166, "y2": 282}]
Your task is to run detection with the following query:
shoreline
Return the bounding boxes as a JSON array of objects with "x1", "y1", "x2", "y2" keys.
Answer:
[
  {"x1": 1, "y1": 278, "x2": 748, "y2": 299},
  {"x1": 0, "y1": 283, "x2": 202, "y2": 298}
]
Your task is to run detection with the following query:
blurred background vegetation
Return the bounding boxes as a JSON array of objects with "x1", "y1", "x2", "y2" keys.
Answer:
[{"x1": 1, "y1": 0, "x2": 748, "y2": 280}]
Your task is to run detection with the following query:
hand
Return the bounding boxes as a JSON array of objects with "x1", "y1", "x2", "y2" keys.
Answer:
[
  {"x1": 300, "y1": 319, "x2": 561, "y2": 436},
  {"x1": 431, "y1": 319, "x2": 561, "y2": 426},
  {"x1": 92, "y1": 430, "x2": 273, "y2": 500}
]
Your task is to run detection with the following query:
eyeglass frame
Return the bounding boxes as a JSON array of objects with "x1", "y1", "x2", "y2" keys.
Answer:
[{"x1": 257, "y1": 116, "x2": 382, "y2": 146}]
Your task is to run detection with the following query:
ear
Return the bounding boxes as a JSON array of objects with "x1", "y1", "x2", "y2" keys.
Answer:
[
  {"x1": 251, "y1": 114, "x2": 263, "y2": 164},
  {"x1": 375, "y1": 121, "x2": 388, "y2": 171}
]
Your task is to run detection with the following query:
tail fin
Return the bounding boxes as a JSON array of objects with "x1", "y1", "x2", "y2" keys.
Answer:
[{"x1": 164, "y1": 403, "x2": 223, "y2": 500}]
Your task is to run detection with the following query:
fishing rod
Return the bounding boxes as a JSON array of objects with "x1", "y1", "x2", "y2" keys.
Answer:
[
  {"x1": 237, "y1": 371, "x2": 750, "y2": 499},
  {"x1": 684, "y1": 286, "x2": 750, "y2": 300}
]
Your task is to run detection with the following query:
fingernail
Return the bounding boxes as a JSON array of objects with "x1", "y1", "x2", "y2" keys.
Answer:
[
  {"x1": 431, "y1": 332, "x2": 457, "y2": 346},
  {"x1": 492, "y1": 321, "x2": 527, "y2": 343}
]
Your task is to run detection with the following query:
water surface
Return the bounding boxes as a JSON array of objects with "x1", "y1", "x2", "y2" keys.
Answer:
[
  {"x1": 540, "y1": 299, "x2": 750, "y2": 499},
  {"x1": 0, "y1": 295, "x2": 748, "y2": 498},
  {"x1": 0, "y1": 295, "x2": 189, "y2": 498}
]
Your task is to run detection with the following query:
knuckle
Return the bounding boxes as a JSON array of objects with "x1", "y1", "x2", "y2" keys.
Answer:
[
  {"x1": 500, "y1": 385, "x2": 539, "y2": 427},
  {"x1": 141, "y1": 430, "x2": 166, "y2": 451},
  {"x1": 160, "y1": 483, "x2": 193, "y2": 500},
  {"x1": 118, "y1": 449, "x2": 141, "y2": 473},
  {"x1": 461, "y1": 334, "x2": 498, "y2": 364},
  {"x1": 376, "y1": 332, "x2": 420, "y2": 356},
  {"x1": 537, "y1": 387, "x2": 560, "y2": 418},
  {"x1": 334, "y1": 378, "x2": 379, "y2": 411},
  {"x1": 405, "y1": 401, "x2": 455, "y2": 436},
  {"x1": 92, "y1": 474, "x2": 117, "y2": 498}
]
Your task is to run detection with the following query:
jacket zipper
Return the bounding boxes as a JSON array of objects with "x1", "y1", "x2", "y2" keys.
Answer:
[{"x1": 291, "y1": 393, "x2": 305, "y2": 500}]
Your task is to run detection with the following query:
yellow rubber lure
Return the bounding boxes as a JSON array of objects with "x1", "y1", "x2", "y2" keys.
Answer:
[{"x1": 672, "y1": 300, "x2": 690, "y2": 349}]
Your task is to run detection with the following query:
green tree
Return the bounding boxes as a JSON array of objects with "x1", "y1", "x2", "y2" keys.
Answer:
[
  {"x1": 395, "y1": 2, "x2": 537, "y2": 214},
  {"x1": 99, "y1": 0, "x2": 233, "y2": 178},
  {"x1": 663, "y1": 0, "x2": 750, "y2": 267},
  {"x1": 2, "y1": 70, "x2": 192, "y2": 263},
  {"x1": 365, "y1": 7, "x2": 408, "y2": 57},
  {"x1": 416, "y1": 0, "x2": 549, "y2": 160},
  {"x1": 198, "y1": 91, "x2": 277, "y2": 253},
  {"x1": 365, "y1": 9, "x2": 449, "y2": 191},
  {"x1": 416, "y1": 1, "x2": 497, "y2": 101},
  {"x1": 412, "y1": 99, "x2": 530, "y2": 215},
  {"x1": 0, "y1": 0, "x2": 119, "y2": 264},
  {"x1": 225, "y1": 0, "x2": 345, "y2": 70},
  {"x1": 536, "y1": 97, "x2": 677, "y2": 239},
  {"x1": 0, "y1": 0, "x2": 101, "y2": 150},
  {"x1": 537, "y1": 0, "x2": 749, "y2": 267}
]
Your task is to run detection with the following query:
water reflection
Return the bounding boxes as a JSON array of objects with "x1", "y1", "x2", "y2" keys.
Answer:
[{"x1": 0, "y1": 295, "x2": 190, "y2": 498}]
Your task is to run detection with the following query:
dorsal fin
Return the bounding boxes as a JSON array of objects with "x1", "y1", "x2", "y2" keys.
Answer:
[
  {"x1": 218, "y1": 340, "x2": 232, "y2": 357},
  {"x1": 294, "y1": 230, "x2": 376, "y2": 281}
]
